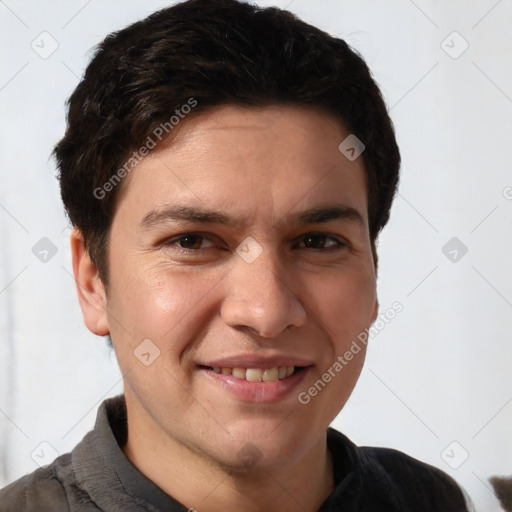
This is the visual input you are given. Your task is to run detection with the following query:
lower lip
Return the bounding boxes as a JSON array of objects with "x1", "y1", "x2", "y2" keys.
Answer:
[{"x1": 200, "y1": 367, "x2": 311, "y2": 403}]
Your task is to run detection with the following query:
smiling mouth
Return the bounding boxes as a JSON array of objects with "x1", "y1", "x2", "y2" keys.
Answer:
[{"x1": 200, "y1": 365, "x2": 305, "y2": 382}]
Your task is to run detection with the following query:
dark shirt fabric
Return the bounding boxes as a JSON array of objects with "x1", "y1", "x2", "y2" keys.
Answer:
[{"x1": 0, "y1": 395, "x2": 469, "y2": 512}]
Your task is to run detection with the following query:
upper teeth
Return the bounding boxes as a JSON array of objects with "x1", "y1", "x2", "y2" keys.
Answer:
[{"x1": 211, "y1": 366, "x2": 295, "y2": 382}]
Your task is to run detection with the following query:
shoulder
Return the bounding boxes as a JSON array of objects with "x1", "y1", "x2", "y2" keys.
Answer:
[
  {"x1": 359, "y1": 445, "x2": 469, "y2": 511},
  {"x1": 326, "y1": 428, "x2": 470, "y2": 511},
  {"x1": 0, "y1": 453, "x2": 90, "y2": 512}
]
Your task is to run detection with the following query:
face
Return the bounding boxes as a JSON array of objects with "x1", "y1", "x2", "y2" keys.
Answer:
[{"x1": 82, "y1": 105, "x2": 378, "y2": 472}]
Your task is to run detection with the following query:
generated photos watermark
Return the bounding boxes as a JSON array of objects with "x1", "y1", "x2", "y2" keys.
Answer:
[
  {"x1": 93, "y1": 97, "x2": 198, "y2": 200},
  {"x1": 298, "y1": 301, "x2": 403, "y2": 405}
]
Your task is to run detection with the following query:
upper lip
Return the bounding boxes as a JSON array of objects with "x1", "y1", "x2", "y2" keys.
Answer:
[{"x1": 200, "y1": 354, "x2": 314, "y2": 369}]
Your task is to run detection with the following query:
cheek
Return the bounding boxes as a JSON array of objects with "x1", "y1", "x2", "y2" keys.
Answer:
[
  {"x1": 305, "y1": 268, "x2": 376, "y2": 343},
  {"x1": 107, "y1": 259, "x2": 225, "y2": 352},
  {"x1": 304, "y1": 270, "x2": 374, "y2": 420}
]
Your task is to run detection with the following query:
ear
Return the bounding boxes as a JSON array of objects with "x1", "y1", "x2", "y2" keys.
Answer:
[
  {"x1": 70, "y1": 229, "x2": 110, "y2": 336},
  {"x1": 371, "y1": 244, "x2": 379, "y2": 324},
  {"x1": 371, "y1": 296, "x2": 379, "y2": 325}
]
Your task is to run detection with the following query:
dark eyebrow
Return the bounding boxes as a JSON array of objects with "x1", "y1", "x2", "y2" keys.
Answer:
[
  {"x1": 140, "y1": 205, "x2": 233, "y2": 229},
  {"x1": 287, "y1": 204, "x2": 365, "y2": 228},
  {"x1": 139, "y1": 203, "x2": 365, "y2": 230}
]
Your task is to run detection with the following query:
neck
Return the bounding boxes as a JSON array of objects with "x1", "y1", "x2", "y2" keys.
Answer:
[{"x1": 122, "y1": 400, "x2": 335, "y2": 512}]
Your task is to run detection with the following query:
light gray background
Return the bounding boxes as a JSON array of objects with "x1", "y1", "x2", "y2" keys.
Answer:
[{"x1": 1, "y1": 1, "x2": 511, "y2": 511}]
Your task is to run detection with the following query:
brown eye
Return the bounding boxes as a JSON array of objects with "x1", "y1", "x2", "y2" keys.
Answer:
[
  {"x1": 297, "y1": 234, "x2": 344, "y2": 250},
  {"x1": 176, "y1": 235, "x2": 205, "y2": 249},
  {"x1": 303, "y1": 234, "x2": 327, "y2": 249},
  {"x1": 162, "y1": 233, "x2": 218, "y2": 251}
]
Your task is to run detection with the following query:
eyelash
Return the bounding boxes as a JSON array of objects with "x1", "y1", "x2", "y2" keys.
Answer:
[{"x1": 161, "y1": 232, "x2": 347, "y2": 253}]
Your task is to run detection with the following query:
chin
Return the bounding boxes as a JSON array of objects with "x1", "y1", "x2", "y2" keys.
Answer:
[{"x1": 209, "y1": 425, "x2": 311, "y2": 472}]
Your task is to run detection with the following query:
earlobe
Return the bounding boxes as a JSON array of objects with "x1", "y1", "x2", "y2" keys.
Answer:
[{"x1": 70, "y1": 229, "x2": 110, "y2": 336}]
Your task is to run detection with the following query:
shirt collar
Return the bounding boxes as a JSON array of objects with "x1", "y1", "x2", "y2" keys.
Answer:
[{"x1": 72, "y1": 394, "x2": 363, "y2": 511}]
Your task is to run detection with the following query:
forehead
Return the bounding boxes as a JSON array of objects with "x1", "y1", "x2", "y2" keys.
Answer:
[{"x1": 115, "y1": 105, "x2": 369, "y2": 228}]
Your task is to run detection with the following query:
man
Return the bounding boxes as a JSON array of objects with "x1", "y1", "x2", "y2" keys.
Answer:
[{"x1": 0, "y1": 0, "x2": 470, "y2": 510}]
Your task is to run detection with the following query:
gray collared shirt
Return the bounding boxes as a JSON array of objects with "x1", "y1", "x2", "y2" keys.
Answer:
[{"x1": 0, "y1": 395, "x2": 470, "y2": 511}]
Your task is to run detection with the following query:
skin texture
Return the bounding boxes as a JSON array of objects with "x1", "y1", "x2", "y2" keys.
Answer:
[{"x1": 72, "y1": 105, "x2": 379, "y2": 512}]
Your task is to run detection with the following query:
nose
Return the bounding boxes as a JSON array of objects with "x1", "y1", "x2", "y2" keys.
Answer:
[{"x1": 220, "y1": 252, "x2": 306, "y2": 338}]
